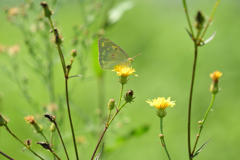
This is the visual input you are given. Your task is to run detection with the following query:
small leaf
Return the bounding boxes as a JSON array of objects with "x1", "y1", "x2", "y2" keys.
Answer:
[
  {"x1": 192, "y1": 139, "x2": 211, "y2": 158},
  {"x1": 185, "y1": 28, "x2": 193, "y2": 40},
  {"x1": 199, "y1": 31, "x2": 217, "y2": 46}
]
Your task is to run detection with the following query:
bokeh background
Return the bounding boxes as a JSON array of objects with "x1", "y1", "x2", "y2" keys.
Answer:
[{"x1": 0, "y1": 0, "x2": 239, "y2": 159}]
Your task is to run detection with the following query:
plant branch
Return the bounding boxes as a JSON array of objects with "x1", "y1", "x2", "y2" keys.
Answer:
[
  {"x1": 4, "y1": 126, "x2": 44, "y2": 160},
  {"x1": 191, "y1": 94, "x2": 216, "y2": 155}
]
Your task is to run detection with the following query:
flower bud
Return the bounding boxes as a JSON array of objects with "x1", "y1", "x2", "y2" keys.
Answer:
[
  {"x1": 24, "y1": 139, "x2": 32, "y2": 147},
  {"x1": 24, "y1": 115, "x2": 43, "y2": 133},
  {"x1": 36, "y1": 142, "x2": 52, "y2": 151},
  {"x1": 107, "y1": 99, "x2": 115, "y2": 110},
  {"x1": 0, "y1": 114, "x2": 8, "y2": 126},
  {"x1": 209, "y1": 71, "x2": 222, "y2": 94},
  {"x1": 71, "y1": 49, "x2": 77, "y2": 57},
  {"x1": 159, "y1": 134, "x2": 164, "y2": 139},
  {"x1": 51, "y1": 29, "x2": 63, "y2": 45},
  {"x1": 40, "y1": 2, "x2": 52, "y2": 18},
  {"x1": 194, "y1": 11, "x2": 205, "y2": 30},
  {"x1": 50, "y1": 123, "x2": 56, "y2": 132},
  {"x1": 124, "y1": 90, "x2": 134, "y2": 103},
  {"x1": 44, "y1": 114, "x2": 56, "y2": 123}
]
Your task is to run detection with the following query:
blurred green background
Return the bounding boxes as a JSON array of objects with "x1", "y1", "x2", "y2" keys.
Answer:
[{"x1": 0, "y1": 0, "x2": 239, "y2": 159}]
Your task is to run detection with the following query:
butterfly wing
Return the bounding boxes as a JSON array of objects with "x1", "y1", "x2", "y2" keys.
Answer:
[{"x1": 98, "y1": 37, "x2": 130, "y2": 70}]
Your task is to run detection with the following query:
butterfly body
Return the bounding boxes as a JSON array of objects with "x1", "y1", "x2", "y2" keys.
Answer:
[{"x1": 98, "y1": 37, "x2": 132, "y2": 70}]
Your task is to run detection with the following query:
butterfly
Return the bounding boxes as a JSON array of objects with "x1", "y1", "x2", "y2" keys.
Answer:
[{"x1": 98, "y1": 37, "x2": 140, "y2": 70}]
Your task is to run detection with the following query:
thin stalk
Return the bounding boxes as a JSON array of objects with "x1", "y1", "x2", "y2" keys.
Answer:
[
  {"x1": 0, "y1": 151, "x2": 14, "y2": 160},
  {"x1": 91, "y1": 101, "x2": 128, "y2": 160},
  {"x1": 91, "y1": 127, "x2": 108, "y2": 160},
  {"x1": 40, "y1": 132, "x2": 49, "y2": 143},
  {"x1": 187, "y1": 43, "x2": 198, "y2": 160},
  {"x1": 54, "y1": 122, "x2": 70, "y2": 160},
  {"x1": 65, "y1": 78, "x2": 79, "y2": 160},
  {"x1": 198, "y1": 0, "x2": 220, "y2": 44},
  {"x1": 182, "y1": 0, "x2": 195, "y2": 39},
  {"x1": 108, "y1": 101, "x2": 127, "y2": 126},
  {"x1": 117, "y1": 84, "x2": 124, "y2": 109},
  {"x1": 50, "y1": 150, "x2": 61, "y2": 160},
  {"x1": 4, "y1": 126, "x2": 44, "y2": 160},
  {"x1": 47, "y1": 15, "x2": 78, "y2": 160},
  {"x1": 160, "y1": 117, "x2": 171, "y2": 160},
  {"x1": 191, "y1": 94, "x2": 215, "y2": 155}
]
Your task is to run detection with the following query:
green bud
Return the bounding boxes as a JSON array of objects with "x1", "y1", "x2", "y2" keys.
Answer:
[
  {"x1": 194, "y1": 11, "x2": 205, "y2": 30},
  {"x1": 50, "y1": 123, "x2": 56, "y2": 132},
  {"x1": 159, "y1": 134, "x2": 164, "y2": 139},
  {"x1": 71, "y1": 49, "x2": 77, "y2": 57},
  {"x1": 124, "y1": 90, "x2": 134, "y2": 103},
  {"x1": 0, "y1": 114, "x2": 8, "y2": 126},
  {"x1": 40, "y1": 2, "x2": 52, "y2": 18},
  {"x1": 107, "y1": 99, "x2": 115, "y2": 110}
]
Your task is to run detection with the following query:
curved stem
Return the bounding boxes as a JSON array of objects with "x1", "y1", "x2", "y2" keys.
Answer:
[
  {"x1": 160, "y1": 117, "x2": 171, "y2": 160},
  {"x1": 187, "y1": 43, "x2": 198, "y2": 160},
  {"x1": 191, "y1": 94, "x2": 215, "y2": 155},
  {"x1": 4, "y1": 125, "x2": 44, "y2": 160}
]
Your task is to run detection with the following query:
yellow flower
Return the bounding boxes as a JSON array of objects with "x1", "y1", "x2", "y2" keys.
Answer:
[
  {"x1": 146, "y1": 97, "x2": 175, "y2": 117},
  {"x1": 210, "y1": 71, "x2": 222, "y2": 82},
  {"x1": 113, "y1": 65, "x2": 137, "y2": 77},
  {"x1": 210, "y1": 71, "x2": 222, "y2": 94},
  {"x1": 113, "y1": 65, "x2": 137, "y2": 84}
]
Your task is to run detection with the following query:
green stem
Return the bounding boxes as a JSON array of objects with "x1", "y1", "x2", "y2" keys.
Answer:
[
  {"x1": 0, "y1": 151, "x2": 14, "y2": 160},
  {"x1": 50, "y1": 150, "x2": 61, "y2": 160},
  {"x1": 187, "y1": 42, "x2": 198, "y2": 160},
  {"x1": 160, "y1": 117, "x2": 171, "y2": 160},
  {"x1": 47, "y1": 15, "x2": 78, "y2": 159},
  {"x1": 40, "y1": 132, "x2": 49, "y2": 143},
  {"x1": 117, "y1": 84, "x2": 124, "y2": 109},
  {"x1": 54, "y1": 122, "x2": 70, "y2": 160},
  {"x1": 182, "y1": 0, "x2": 195, "y2": 39},
  {"x1": 65, "y1": 78, "x2": 79, "y2": 160},
  {"x1": 4, "y1": 125, "x2": 44, "y2": 160},
  {"x1": 191, "y1": 94, "x2": 216, "y2": 155},
  {"x1": 91, "y1": 101, "x2": 128, "y2": 160},
  {"x1": 198, "y1": 0, "x2": 220, "y2": 44},
  {"x1": 108, "y1": 101, "x2": 127, "y2": 126},
  {"x1": 106, "y1": 109, "x2": 112, "y2": 125}
]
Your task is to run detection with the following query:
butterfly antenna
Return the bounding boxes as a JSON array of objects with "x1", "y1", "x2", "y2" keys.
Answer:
[{"x1": 132, "y1": 53, "x2": 142, "y2": 59}]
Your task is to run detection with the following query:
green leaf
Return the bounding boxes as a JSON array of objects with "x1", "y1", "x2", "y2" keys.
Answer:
[{"x1": 192, "y1": 139, "x2": 211, "y2": 158}]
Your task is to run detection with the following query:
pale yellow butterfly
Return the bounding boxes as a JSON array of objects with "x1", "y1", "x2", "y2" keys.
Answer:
[{"x1": 98, "y1": 37, "x2": 141, "y2": 70}]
